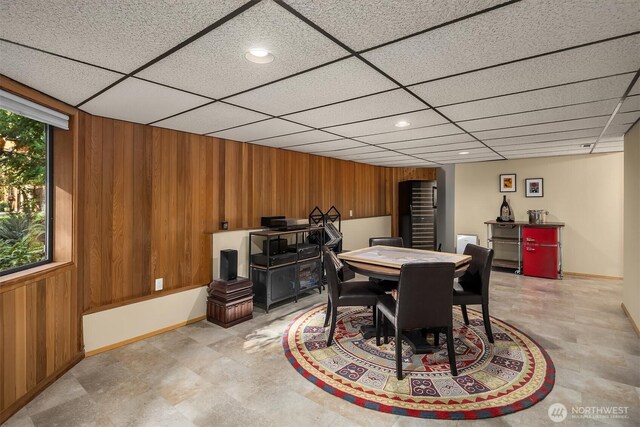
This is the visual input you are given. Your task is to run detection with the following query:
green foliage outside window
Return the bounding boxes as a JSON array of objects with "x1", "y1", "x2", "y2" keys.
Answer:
[{"x1": 0, "y1": 109, "x2": 48, "y2": 273}]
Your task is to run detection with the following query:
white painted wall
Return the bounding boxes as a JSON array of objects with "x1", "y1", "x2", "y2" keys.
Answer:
[
  {"x1": 83, "y1": 286, "x2": 207, "y2": 353},
  {"x1": 623, "y1": 121, "x2": 640, "y2": 329},
  {"x1": 210, "y1": 216, "x2": 392, "y2": 278},
  {"x1": 454, "y1": 152, "x2": 624, "y2": 277}
]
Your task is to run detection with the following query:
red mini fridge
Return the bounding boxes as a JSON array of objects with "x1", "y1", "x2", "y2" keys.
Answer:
[{"x1": 523, "y1": 227, "x2": 559, "y2": 279}]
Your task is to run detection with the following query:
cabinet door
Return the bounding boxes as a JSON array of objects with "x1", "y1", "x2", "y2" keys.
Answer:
[
  {"x1": 523, "y1": 244, "x2": 558, "y2": 279},
  {"x1": 270, "y1": 265, "x2": 297, "y2": 301},
  {"x1": 523, "y1": 227, "x2": 557, "y2": 245}
]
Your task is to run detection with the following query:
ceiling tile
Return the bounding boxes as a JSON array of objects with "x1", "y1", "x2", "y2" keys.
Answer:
[
  {"x1": 506, "y1": 150, "x2": 591, "y2": 159},
  {"x1": 411, "y1": 34, "x2": 640, "y2": 106},
  {"x1": 284, "y1": 0, "x2": 508, "y2": 51},
  {"x1": 207, "y1": 118, "x2": 310, "y2": 142},
  {"x1": 356, "y1": 123, "x2": 461, "y2": 144},
  {"x1": 338, "y1": 152, "x2": 408, "y2": 162},
  {"x1": 503, "y1": 146, "x2": 592, "y2": 157},
  {"x1": 620, "y1": 95, "x2": 640, "y2": 113},
  {"x1": 0, "y1": 41, "x2": 123, "y2": 106},
  {"x1": 602, "y1": 123, "x2": 635, "y2": 138},
  {"x1": 482, "y1": 128, "x2": 603, "y2": 147},
  {"x1": 379, "y1": 133, "x2": 473, "y2": 150},
  {"x1": 136, "y1": 1, "x2": 348, "y2": 99},
  {"x1": 81, "y1": 78, "x2": 210, "y2": 124},
  {"x1": 289, "y1": 139, "x2": 364, "y2": 153},
  {"x1": 362, "y1": 0, "x2": 640, "y2": 85},
  {"x1": 282, "y1": 89, "x2": 425, "y2": 128},
  {"x1": 226, "y1": 57, "x2": 397, "y2": 116},
  {"x1": 251, "y1": 130, "x2": 339, "y2": 148},
  {"x1": 592, "y1": 140, "x2": 624, "y2": 153},
  {"x1": 495, "y1": 138, "x2": 599, "y2": 153},
  {"x1": 327, "y1": 145, "x2": 385, "y2": 157},
  {"x1": 368, "y1": 158, "x2": 436, "y2": 167},
  {"x1": 403, "y1": 141, "x2": 486, "y2": 155},
  {"x1": 420, "y1": 147, "x2": 496, "y2": 160},
  {"x1": 473, "y1": 116, "x2": 609, "y2": 140},
  {"x1": 459, "y1": 99, "x2": 618, "y2": 132},
  {"x1": 0, "y1": 0, "x2": 247, "y2": 73},
  {"x1": 439, "y1": 155, "x2": 502, "y2": 164},
  {"x1": 323, "y1": 109, "x2": 447, "y2": 137},
  {"x1": 154, "y1": 102, "x2": 268, "y2": 135},
  {"x1": 439, "y1": 74, "x2": 633, "y2": 121},
  {"x1": 609, "y1": 111, "x2": 640, "y2": 128}
]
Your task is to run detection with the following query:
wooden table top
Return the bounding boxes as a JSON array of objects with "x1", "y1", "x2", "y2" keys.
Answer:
[{"x1": 338, "y1": 246, "x2": 471, "y2": 281}]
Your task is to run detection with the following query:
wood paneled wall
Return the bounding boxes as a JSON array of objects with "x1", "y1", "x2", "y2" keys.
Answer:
[
  {"x1": 80, "y1": 114, "x2": 435, "y2": 312},
  {"x1": 0, "y1": 266, "x2": 82, "y2": 420}
]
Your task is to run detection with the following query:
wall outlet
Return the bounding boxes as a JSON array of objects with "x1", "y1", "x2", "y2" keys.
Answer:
[
  {"x1": 154, "y1": 278, "x2": 163, "y2": 291},
  {"x1": 349, "y1": 210, "x2": 353, "y2": 217}
]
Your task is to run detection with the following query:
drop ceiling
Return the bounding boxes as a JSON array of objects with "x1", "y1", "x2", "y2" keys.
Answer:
[{"x1": 1, "y1": 0, "x2": 638, "y2": 167}]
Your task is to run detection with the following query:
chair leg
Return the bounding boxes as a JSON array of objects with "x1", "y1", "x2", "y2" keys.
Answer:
[
  {"x1": 461, "y1": 305, "x2": 469, "y2": 325},
  {"x1": 323, "y1": 299, "x2": 331, "y2": 327},
  {"x1": 433, "y1": 328, "x2": 440, "y2": 346},
  {"x1": 482, "y1": 302, "x2": 494, "y2": 343},
  {"x1": 372, "y1": 305, "x2": 377, "y2": 327},
  {"x1": 326, "y1": 306, "x2": 338, "y2": 346},
  {"x1": 376, "y1": 308, "x2": 382, "y2": 346},
  {"x1": 395, "y1": 327, "x2": 403, "y2": 380},
  {"x1": 383, "y1": 316, "x2": 389, "y2": 344},
  {"x1": 446, "y1": 326, "x2": 458, "y2": 377}
]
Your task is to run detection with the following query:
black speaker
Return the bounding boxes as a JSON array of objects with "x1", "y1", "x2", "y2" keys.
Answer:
[
  {"x1": 220, "y1": 249, "x2": 237, "y2": 281},
  {"x1": 262, "y1": 238, "x2": 288, "y2": 255}
]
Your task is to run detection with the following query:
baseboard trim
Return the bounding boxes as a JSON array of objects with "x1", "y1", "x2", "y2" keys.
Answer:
[
  {"x1": 564, "y1": 271, "x2": 623, "y2": 280},
  {"x1": 85, "y1": 315, "x2": 207, "y2": 357},
  {"x1": 0, "y1": 351, "x2": 84, "y2": 425},
  {"x1": 621, "y1": 303, "x2": 640, "y2": 337}
]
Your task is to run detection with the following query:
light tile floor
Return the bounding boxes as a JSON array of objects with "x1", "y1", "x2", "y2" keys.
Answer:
[{"x1": 4, "y1": 271, "x2": 639, "y2": 426}]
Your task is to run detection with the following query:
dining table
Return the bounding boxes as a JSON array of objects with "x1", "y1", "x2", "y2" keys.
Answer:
[{"x1": 337, "y1": 245, "x2": 472, "y2": 354}]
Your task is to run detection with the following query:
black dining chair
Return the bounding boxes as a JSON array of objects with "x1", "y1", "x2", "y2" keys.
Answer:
[
  {"x1": 453, "y1": 244, "x2": 495, "y2": 343},
  {"x1": 322, "y1": 247, "x2": 384, "y2": 346},
  {"x1": 369, "y1": 237, "x2": 404, "y2": 292},
  {"x1": 376, "y1": 262, "x2": 458, "y2": 379}
]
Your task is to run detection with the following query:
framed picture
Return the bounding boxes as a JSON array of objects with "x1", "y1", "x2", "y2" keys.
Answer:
[
  {"x1": 525, "y1": 178, "x2": 544, "y2": 197},
  {"x1": 499, "y1": 174, "x2": 516, "y2": 192}
]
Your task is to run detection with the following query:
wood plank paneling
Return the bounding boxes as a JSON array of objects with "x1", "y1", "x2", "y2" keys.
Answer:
[
  {"x1": 1, "y1": 268, "x2": 80, "y2": 421},
  {"x1": 78, "y1": 116, "x2": 435, "y2": 311}
]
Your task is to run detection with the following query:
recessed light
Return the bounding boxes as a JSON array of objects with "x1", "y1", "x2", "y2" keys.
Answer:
[
  {"x1": 459, "y1": 151, "x2": 470, "y2": 155},
  {"x1": 245, "y1": 48, "x2": 274, "y2": 64},
  {"x1": 395, "y1": 120, "x2": 411, "y2": 128}
]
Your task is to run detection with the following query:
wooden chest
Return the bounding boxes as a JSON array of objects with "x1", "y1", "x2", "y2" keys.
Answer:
[
  {"x1": 206, "y1": 277, "x2": 253, "y2": 328},
  {"x1": 207, "y1": 294, "x2": 253, "y2": 328}
]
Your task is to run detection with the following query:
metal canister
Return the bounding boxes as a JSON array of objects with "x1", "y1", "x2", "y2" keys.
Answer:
[{"x1": 527, "y1": 209, "x2": 548, "y2": 224}]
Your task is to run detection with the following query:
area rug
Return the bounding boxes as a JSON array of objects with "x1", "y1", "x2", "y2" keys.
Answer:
[{"x1": 283, "y1": 304, "x2": 554, "y2": 420}]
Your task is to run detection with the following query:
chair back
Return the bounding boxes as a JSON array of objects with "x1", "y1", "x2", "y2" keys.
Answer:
[
  {"x1": 458, "y1": 244, "x2": 494, "y2": 299},
  {"x1": 396, "y1": 262, "x2": 455, "y2": 329},
  {"x1": 322, "y1": 246, "x2": 343, "y2": 302},
  {"x1": 369, "y1": 237, "x2": 404, "y2": 247}
]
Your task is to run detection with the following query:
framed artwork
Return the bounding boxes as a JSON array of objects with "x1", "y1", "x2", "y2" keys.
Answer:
[
  {"x1": 499, "y1": 174, "x2": 516, "y2": 192},
  {"x1": 525, "y1": 178, "x2": 544, "y2": 197}
]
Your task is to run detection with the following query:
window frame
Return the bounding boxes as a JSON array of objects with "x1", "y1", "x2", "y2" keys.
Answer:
[{"x1": 0, "y1": 119, "x2": 54, "y2": 277}]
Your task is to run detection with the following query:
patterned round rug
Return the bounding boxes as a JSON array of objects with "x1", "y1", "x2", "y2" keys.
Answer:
[{"x1": 283, "y1": 304, "x2": 554, "y2": 419}]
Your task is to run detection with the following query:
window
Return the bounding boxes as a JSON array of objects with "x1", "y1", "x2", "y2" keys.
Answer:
[{"x1": 0, "y1": 108, "x2": 52, "y2": 275}]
